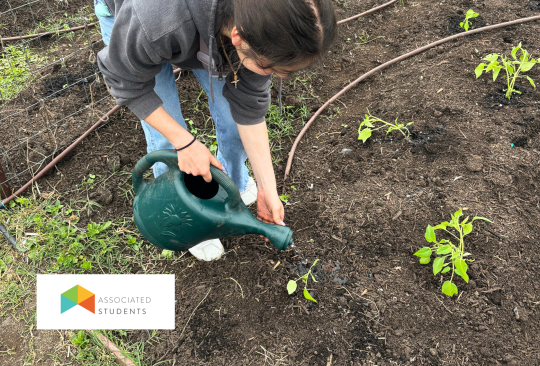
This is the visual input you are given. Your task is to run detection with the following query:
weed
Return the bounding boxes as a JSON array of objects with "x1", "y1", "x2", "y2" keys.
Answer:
[
  {"x1": 287, "y1": 259, "x2": 319, "y2": 303},
  {"x1": 475, "y1": 43, "x2": 538, "y2": 99},
  {"x1": 459, "y1": 9, "x2": 479, "y2": 31},
  {"x1": 414, "y1": 210, "x2": 491, "y2": 297},
  {"x1": 0, "y1": 46, "x2": 44, "y2": 100},
  {"x1": 0, "y1": 195, "x2": 155, "y2": 274},
  {"x1": 357, "y1": 110, "x2": 412, "y2": 143},
  {"x1": 266, "y1": 104, "x2": 302, "y2": 164},
  {"x1": 279, "y1": 194, "x2": 290, "y2": 203}
]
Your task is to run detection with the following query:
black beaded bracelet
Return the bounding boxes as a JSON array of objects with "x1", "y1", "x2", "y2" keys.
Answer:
[{"x1": 174, "y1": 136, "x2": 197, "y2": 152}]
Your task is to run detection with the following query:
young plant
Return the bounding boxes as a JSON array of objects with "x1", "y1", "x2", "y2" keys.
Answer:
[
  {"x1": 459, "y1": 9, "x2": 479, "y2": 31},
  {"x1": 475, "y1": 43, "x2": 538, "y2": 99},
  {"x1": 414, "y1": 210, "x2": 491, "y2": 297},
  {"x1": 287, "y1": 259, "x2": 319, "y2": 303},
  {"x1": 358, "y1": 110, "x2": 413, "y2": 143}
]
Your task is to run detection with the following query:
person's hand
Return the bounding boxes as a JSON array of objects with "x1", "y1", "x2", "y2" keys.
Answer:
[
  {"x1": 256, "y1": 189, "x2": 285, "y2": 240},
  {"x1": 176, "y1": 139, "x2": 223, "y2": 182}
]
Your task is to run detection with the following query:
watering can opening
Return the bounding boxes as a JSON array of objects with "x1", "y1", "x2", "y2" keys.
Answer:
[{"x1": 183, "y1": 173, "x2": 220, "y2": 200}]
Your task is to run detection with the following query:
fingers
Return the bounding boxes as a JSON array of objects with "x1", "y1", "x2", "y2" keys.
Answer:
[
  {"x1": 210, "y1": 156, "x2": 224, "y2": 171},
  {"x1": 273, "y1": 211, "x2": 284, "y2": 226},
  {"x1": 201, "y1": 168, "x2": 212, "y2": 183}
]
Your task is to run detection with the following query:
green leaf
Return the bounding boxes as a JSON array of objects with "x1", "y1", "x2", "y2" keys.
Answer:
[
  {"x1": 527, "y1": 76, "x2": 536, "y2": 89},
  {"x1": 485, "y1": 61, "x2": 499, "y2": 72},
  {"x1": 464, "y1": 22, "x2": 469, "y2": 31},
  {"x1": 475, "y1": 63, "x2": 486, "y2": 78},
  {"x1": 459, "y1": 21, "x2": 464, "y2": 28},
  {"x1": 492, "y1": 65, "x2": 502, "y2": 81},
  {"x1": 483, "y1": 54, "x2": 499, "y2": 62},
  {"x1": 454, "y1": 210, "x2": 463, "y2": 220},
  {"x1": 442, "y1": 281, "x2": 458, "y2": 297},
  {"x1": 441, "y1": 267, "x2": 451, "y2": 274},
  {"x1": 287, "y1": 280, "x2": 297, "y2": 294},
  {"x1": 455, "y1": 259, "x2": 468, "y2": 281},
  {"x1": 521, "y1": 62, "x2": 536, "y2": 72},
  {"x1": 433, "y1": 257, "x2": 444, "y2": 275},
  {"x1": 471, "y1": 216, "x2": 492, "y2": 223},
  {"x1": 419, "y1": 257, "x2": 431, "y2": 265},
  {"x1": 414, "y1": 247, "x2": 432, "y2": 258},
  {"x1": 0, "y1": 260, "x2": 5, "y2": 273},
  {"x1": 303, "y1": 288, "x2": 317, "y2": 303},
  {"x1": 511, "y1": 43, "x2": 521, "y2": 59},
  {"x1": 463, "y1": 223, "x2": 473, "y2": 236},
  {"x1": 433, "y1": 222, "x2": 449, "y2": 230},
  {"x1": 424, "y1": 225, "x2": 436, "y2": 243},
  {"x1": 506, "y1": 64, "x2": 514, "y2": 75},
  {"x1": 436, "y1": 245, "x2": 452, "y2": 255},
  {"x1": 358, "y1": 128, "x2": 372, "y2": 143}
]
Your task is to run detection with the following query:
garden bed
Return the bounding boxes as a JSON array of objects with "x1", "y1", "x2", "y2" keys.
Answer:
[{"x1": 2, "y1": 0, "x2": 540, "y2": 364}]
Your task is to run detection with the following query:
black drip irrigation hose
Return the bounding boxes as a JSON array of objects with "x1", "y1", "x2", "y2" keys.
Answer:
[{"x1": 0, "y1": 220, "x2": 21, "y2": 254}]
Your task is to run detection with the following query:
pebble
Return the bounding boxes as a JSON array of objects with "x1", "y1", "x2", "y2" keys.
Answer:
[
  {"x1": 466, "y1": 155, "x2": 483, "y2": 172},
  {"x1": 478, "y1": 325, "x2": 489, "y2": 331},
  {"x1": 341, "y1": 148, "x2": 353, "y2": 154},
  {"x1": 429, "y1": 348, "x2": 438, "y2": 357}
]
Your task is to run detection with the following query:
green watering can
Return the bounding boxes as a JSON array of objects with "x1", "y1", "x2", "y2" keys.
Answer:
[{"x1": 132, "y1": 150, "x2": 294, "y2": 252}]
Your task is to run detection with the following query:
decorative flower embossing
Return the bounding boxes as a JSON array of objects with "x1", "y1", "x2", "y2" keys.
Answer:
[{"x1": 162, "y1": 204, "x2": 192, "y2": 237}]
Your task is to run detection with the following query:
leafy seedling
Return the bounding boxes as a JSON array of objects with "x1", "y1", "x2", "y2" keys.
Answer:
[
  {"x1": 358, "y1": 110, "x2": 413, "y2": 143},
  {"x1": 279, "y1": 194, "x2": 290, "y2": 203},
  {"x1": 475, "y1": 43, "x2": 538, "y2": 99},
  {"x1": 287, "y1": 259, "x2": 319, "y2": 303},
  {"x1": 459, "y1": 9, "x2": 479, "y2": 31},
  {"x1": 414, "y1": 210, "x2": 491, "y2": 297}
]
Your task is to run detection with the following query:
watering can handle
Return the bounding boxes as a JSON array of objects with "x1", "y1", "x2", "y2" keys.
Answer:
[{"x1": 132, "y1": 150, "x2": 242, "y2": 209}]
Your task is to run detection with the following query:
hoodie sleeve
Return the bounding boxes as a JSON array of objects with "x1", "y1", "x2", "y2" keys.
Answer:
[
  {"x1": 222, "y1": 68, "x2": 272, "y2": 125},
  {"x1": 97, "y1": 3, "x2": 164, "y2": 120}
]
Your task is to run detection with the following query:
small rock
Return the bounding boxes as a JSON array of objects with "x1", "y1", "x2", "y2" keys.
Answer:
[
  {"x1": 466, "y1": 155, "x2": 483, "y2": 172},
  {"x1": 480, "y1": 347, "x2": 490, "y2": 357},
  {"x1": 478, "y1": 325, "x2": 489, "y2": 331},
  {"x1": 341, "y1": 148, "x2": 353, "y2": 154},
  {"x1": 394, "y1": 329, "x2": 404, "y2": 336},
  {"x1": 433, "y1": 110, "x2": 443, "y2": 117},
  {"x1": 429, "y1": 348, "x2": 438, "y2": 357}
]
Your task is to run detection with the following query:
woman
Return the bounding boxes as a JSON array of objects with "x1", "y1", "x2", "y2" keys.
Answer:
[{"x1": 95, "y1": 0, "x2": 337, "y2": 260}]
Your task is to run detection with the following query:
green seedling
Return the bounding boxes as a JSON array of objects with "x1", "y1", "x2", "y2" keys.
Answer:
[
  {"x1": 414, "y1": 210, "x2": 491, "y2": 297},
  {"x1": 287, "y1": 259, "x2": 319, "y2": 303},
  {"x1": 279, "y1": 194, "x2": 290, "y2": 203},
  {"x1": 358, "y1": 110, "x2": 413, "y2": 143},
  {"x1": 475, "y1": 43, "x2": 538, "y2": 99},
  {"x1": 459, "y1": 9, "x2": 479, "y2": 31}
]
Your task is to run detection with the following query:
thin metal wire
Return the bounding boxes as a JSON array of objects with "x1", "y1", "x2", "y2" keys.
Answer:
[{"x1": 0, "y1": 0, "x2": 106, "y2": 191}]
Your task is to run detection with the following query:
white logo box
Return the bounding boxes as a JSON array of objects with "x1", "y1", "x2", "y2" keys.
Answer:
[{"x1": 37, "y1": 274, "x2": 175, "y2": 329}]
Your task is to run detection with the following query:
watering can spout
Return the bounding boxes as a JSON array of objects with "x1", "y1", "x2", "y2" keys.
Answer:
[
  {"x1": 132, "y1": 150, "x2": 294, "y2": 252},
  {"x1": 237, "y1": 215, "x2": 294, "y2": 251}
]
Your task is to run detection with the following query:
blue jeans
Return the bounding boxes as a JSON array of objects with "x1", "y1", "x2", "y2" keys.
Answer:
[{"x1": 95, "y1": 0, "x2": 249, "y2": 191}]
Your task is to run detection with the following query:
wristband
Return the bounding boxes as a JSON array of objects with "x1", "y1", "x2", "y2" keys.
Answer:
[{"x1": 174, "y1": 136, "x2": 197, "y2": 152}]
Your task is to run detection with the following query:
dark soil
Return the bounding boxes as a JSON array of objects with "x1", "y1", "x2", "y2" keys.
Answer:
[{"x1": 2, "y1": 0, "x2": 540, "y2": 365}]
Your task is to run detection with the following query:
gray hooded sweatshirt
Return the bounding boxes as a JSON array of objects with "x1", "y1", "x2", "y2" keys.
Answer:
[{"x1": 97, "y1": 0, "x2": 272, "y2": 125}]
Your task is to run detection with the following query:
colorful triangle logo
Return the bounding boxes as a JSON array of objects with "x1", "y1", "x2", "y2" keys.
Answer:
[{"x1": 60, "y1": 285, "x2": 95, "y2": 314}]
